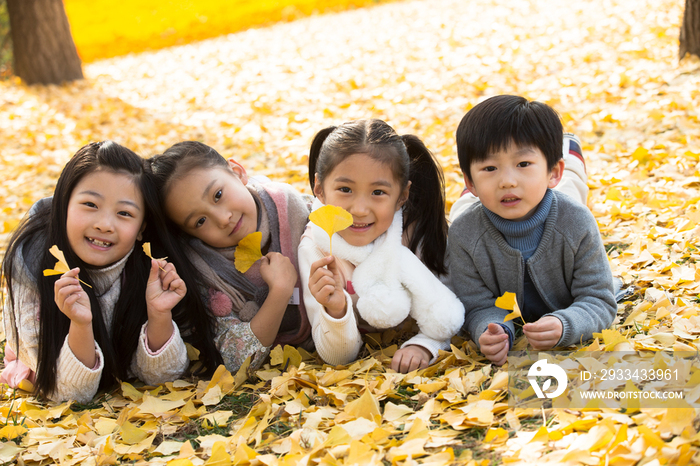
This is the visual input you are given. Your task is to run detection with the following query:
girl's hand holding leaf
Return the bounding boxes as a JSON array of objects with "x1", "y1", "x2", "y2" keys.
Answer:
[
  {"x1": 56, "y1": 267, "x2": 97, "y2": 369},
  {"x1": 145, "y1": 259, "x2": 185, "y2": 352},
  {"x1": 146, "y1": 259, "x2": 187, "y2": 317},
  {"x1": 260, "y1": 252, "x2": 297, "y2": 297},
  {"x1": 308, "y1": 255, "x2": 346, "y2": 318},
  {"x1": 54, "y1": 267, "x2": 92, "y2": 325}
]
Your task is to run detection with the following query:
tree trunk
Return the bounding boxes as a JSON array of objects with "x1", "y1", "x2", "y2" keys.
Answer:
[
  {"x1": 7, "y1": 0, "x2": 83, "y2": 85},
  {"x1": 680, "y1": 0, "x2": 700, "y2": 60}
]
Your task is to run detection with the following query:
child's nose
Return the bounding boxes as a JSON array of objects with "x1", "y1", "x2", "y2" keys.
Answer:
[
  {"x1": 94, "y1": 214, "x2": 115, "y2": 232},
  {"x1": 349, "y1": 198, "x2": 370, "y2": 217},
  {"x1": 216, "y1": 210, "x2": 232, "y2": 227},
  {"x1": 499, "y1": 170, "x2": 517, "y2": 188}
]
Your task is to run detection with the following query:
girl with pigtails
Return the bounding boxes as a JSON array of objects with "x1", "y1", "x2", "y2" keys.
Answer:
[{"x1": 299, "y1": 119, "x2": 464, "y2": 373}]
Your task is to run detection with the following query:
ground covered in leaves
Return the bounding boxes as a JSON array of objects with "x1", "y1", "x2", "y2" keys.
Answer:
[{"x1": 1, "y1": 0, "x2": 700, "y2": 464}]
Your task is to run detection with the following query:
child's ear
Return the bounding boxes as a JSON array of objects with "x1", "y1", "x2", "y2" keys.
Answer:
[
  {"x1": 227, "y1": 158, "x2": 249, "y2": 185},
  {"x1": 137, "y1": 222, "x2": 146, "y2": 242},
  {"x1": 397, "y1": 181, "x2": 412, "y2": 210},
  {"x1": 313, "y1": 174, "x2": 325, "y2": 203},
  {"x1": 463, "y1": 172, "x2": 478, "y2": 197},
  {"x1": 548, "y1": 159, "x2": 566, "y2": 189}
]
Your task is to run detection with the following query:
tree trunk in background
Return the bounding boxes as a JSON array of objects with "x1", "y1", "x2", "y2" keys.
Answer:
[
  {"x1": 7, "y1": 0, "x2": 83, "y2": 85},
  {"x1": 680, "y1": 0, "x2": 700, "y2": 60}
]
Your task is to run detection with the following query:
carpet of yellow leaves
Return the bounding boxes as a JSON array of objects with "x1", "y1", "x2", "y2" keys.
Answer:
[
  {"x1": 64, "y1": 0, "x2": 398, "y2": 62},
  {"x1": 1, "y1": 0, "x2": 700, "y2": 464}
]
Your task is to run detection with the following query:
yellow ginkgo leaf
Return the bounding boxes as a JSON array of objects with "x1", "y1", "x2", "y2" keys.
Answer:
[
  {"x1": 495, "y1": 291, "x2": 522, "y2": 322},
  {"x1": 495, "y1": 291, "x2": 516, "y2": 310},
  {"x1": 43, "y1": 245, "x2": 92, "y2": 288},
  {"x1": 309, "y1": 205, "x2": 353, "y2": 255},
  {"x1": 504, "y1": 301, "x2": 522, "y2": 323},
  {"x1": 234, "y1": 231, "x2": 263, "y2": 273},
  {"x1": 142, "y1": 242, "x2": 168, "y2": 261},
  {"x1": 142, "y1": 242, "x2": 168, "y2": 271}
]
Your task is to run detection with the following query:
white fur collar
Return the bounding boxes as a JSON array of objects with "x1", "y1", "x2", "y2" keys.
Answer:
[
  {"x1": 308, "y1": 198, "x2": 402, "y2": 265},
  {"x1": 307, "y1": 199, "x2": 465, "y2": 344},
  {"x1": 309, "y1": 199, "x2": 409, "y2": 328}
]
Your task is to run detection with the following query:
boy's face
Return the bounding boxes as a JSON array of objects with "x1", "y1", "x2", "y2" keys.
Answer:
[
  {"x1": 464, "y1": 144, "x2": 564, "y2": 222},
  {"x1": 164, "y1": 160, "x2": 258, "y2": 248}
]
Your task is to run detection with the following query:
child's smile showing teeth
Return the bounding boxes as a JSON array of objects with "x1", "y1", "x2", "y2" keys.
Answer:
[
  {"x1": 350, "y1": 222, "x2": 372, "y2": 231},
  {"x1": 87, "y1": 237, "x2": 113, "y2": 248}
]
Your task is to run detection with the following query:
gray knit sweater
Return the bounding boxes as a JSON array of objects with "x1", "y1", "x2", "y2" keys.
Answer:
[{"x1": 447, "y1": 190, "x2": 616, "y2": 349}]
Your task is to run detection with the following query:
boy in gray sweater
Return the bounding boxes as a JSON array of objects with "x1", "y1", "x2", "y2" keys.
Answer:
[{"x1": 448, "y1": 95, "x2": 616, "y2": 365}]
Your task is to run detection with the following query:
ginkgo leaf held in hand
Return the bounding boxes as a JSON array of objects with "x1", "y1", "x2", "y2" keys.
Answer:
[
  {"x1": 309, "y1": 205, "x2": 353, "y2": 255},
  {"x1": 43, "y1": 245, "x2": 92, "y2": 288},
  {"x1": 143, "y1": 242, "x2": 167, "y2": 271},
  {"x1": 234, "y1": 232, "x2": 263, "y2": 273},
  {"x1": 495, "y1": 291, "x2": 521, "y2": 322}
]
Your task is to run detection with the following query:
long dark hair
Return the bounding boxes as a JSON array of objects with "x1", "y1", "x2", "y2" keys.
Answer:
[
  {"x1": 2, "y1": 141, "x2": 155, "y2": 398},
  {"x1": 308, "y1": 119, "x2": 448, "y2": 275},
  {"x1": 147, "y1": 141, "x2": 245, "y2": 375}
]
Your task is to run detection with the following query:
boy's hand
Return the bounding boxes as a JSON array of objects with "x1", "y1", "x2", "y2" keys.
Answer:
[
  {"x1": 391, "y1": 345, "x2": 431, "y2": 373},
  {"x1": 260, "y1": 252, "x2": 297, "y2": 297},
  {"x1": 54, "y1": 267, "x2": 92, "y2": 325},
  {"x1": 146, "y1": 259, "x2": 187, "y2": 317},
  {"x1": 308, "y1": 256, "x2": 346, "y2": 318},
  {"x1": 523, "y1": 316, "x2": 563, "y2": 350},
  {"x1": 479, "y1": 323, "x2": 509, "y2": 366}
]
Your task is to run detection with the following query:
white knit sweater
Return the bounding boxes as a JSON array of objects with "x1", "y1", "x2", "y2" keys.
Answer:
[{"x1": 3, "y1": 248, "x2": 189, "y2": 403}]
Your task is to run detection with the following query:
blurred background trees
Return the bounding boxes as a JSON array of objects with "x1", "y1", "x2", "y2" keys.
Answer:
[
  {"x1": 680, "y1": 0, "x2": 700, "y2": 59},
  {"x1": 5, "y1": 0, "x2": 83, "y2": 84}
]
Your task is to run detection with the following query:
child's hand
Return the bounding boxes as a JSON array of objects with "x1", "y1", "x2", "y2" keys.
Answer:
[
  {"x1": 146, "y1": 259, "x2": 187, "y2": 318},
  {"x1": 391, "y1": 345, "x2": 431, "y2": 373},
  {"x1": 260, "y1": 252, "x2": 297, "y2": 296},
  {"x1": 479, "y1": 323, "x2": 509, "y2": 366},
  {"x1": 308, "y1": 256, "x2": 346, "y2": 318},
  {"x1": 54, "y1": 267, "x2": 92, "y2": 325},
  {"x1": 523, "y1": 316, "x2": 563, "y2": 350}
]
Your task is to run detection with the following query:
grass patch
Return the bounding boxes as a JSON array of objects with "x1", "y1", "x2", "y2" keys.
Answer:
[{"x1": 216, "y1": 391, "x2": 259, "y2": 419}]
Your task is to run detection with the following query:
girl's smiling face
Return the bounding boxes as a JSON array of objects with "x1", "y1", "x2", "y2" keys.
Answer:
[
  {"x1": 164, "y1": 160, "x2": 258, "y2": 248},
  {"x1": 315, "y1": 153, "x2": 409, "y2": 247},
  {"x1": 66, "y1": 169, "x2": 145, "y2": 267}
]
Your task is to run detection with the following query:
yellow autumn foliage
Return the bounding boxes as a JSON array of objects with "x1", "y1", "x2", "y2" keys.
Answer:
[
  {"x1": 64, "y1": 0, "x2": 400, "y2": 62},
  {"x1": 1, "y1": 0, "x2": 700, "y2": 465}
]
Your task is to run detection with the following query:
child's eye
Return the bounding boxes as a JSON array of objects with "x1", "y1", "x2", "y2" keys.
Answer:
[
  {"x1": 82, "y1": 201, "x2": 97, "y2": 208},
  {"x1": 518, "y1": 161, "x2": 531, "y2": 168},
  {"x1": 118, "y1": 211, "x2": 134, "y2": 218},
  {"x1": 338, "y1": 187, "x2": 351, "y2": 193},
  {"x1": 372, "y1": 189, "x2": 386, "y2": 196},
  {"x1": 483, "y1": 166, "x2": 497, "y2": 172},
  {"x1": 195, "y1": 217, "x2": 206, "y2": 228},
  {"x1": 214, "y1": 190, "x2": 222, "y2": 202}
]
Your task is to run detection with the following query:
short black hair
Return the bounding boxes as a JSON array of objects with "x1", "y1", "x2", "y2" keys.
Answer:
[{"x1": 456, "y1": 95, "x2": 563, "y2": 181}]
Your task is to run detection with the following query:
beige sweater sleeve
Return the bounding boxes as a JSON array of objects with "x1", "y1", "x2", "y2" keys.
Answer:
[
  {"x1": 5, "y1": 279, "x2": 104, "y2": 403},
  {"x1": 132, "y1": 322, "x2": 189, "y2": 385},
  {"x1": 54, "y1": 336, "x2": 104, "y2": 404},
  {"x1": 298, "y1": 233, "x2": 362, "y2": 366}
]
